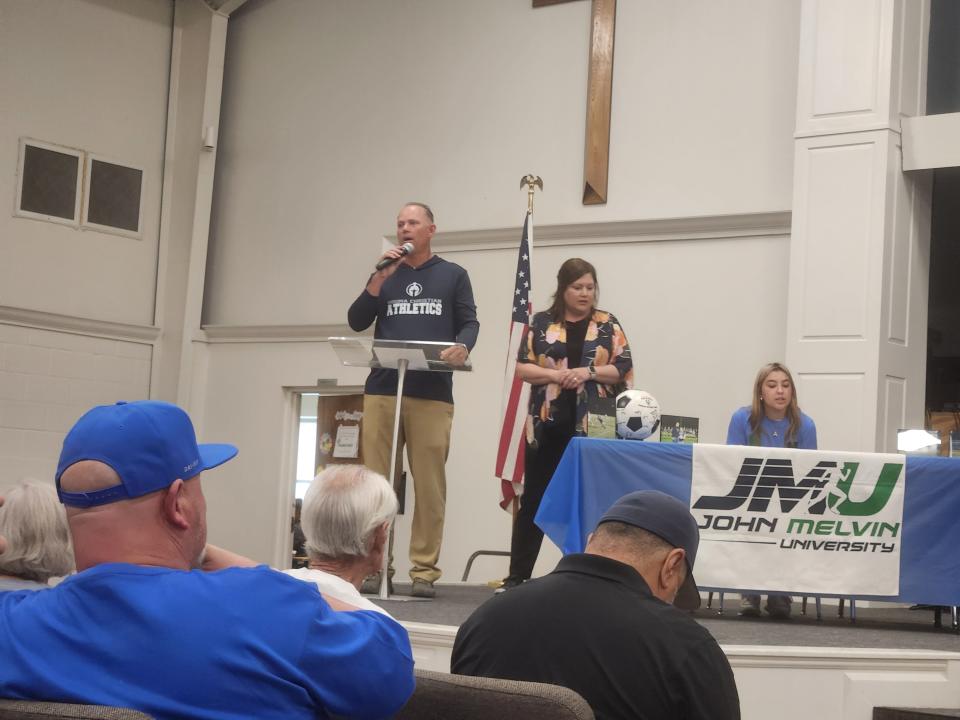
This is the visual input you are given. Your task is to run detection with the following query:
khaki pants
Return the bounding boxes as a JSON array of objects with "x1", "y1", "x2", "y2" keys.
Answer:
[{"x1": 362, "y1": 394, "x2": 453, "y2": 584}]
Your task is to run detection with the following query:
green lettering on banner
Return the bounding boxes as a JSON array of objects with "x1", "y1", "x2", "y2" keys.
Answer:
[
  {"x1": 814, "y1": 520, "x2": 834, "y2": 536},
  {"x1": 874, "y1": 522, "x2": 901, "y2": 538},
  {"x1": 787, "y1": 518, "x2": 815, "y2": 534},
  {"x1": 828, "y1": 462, "x2": 903, "y2": 516}
]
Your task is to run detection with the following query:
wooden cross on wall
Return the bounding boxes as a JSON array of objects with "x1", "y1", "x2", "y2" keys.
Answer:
[{"x1": 534, "y1": 0, "x2": 615, "y2": 205}]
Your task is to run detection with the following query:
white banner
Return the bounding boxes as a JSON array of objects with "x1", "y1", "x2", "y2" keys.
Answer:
[{"x1": 690, "y1": 445, "x2": 905, "y2": 596}]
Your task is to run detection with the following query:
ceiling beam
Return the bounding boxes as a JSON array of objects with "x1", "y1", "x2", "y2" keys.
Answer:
[{"x1": 201, "y1": 0, "x2": 249, "y2": 17}]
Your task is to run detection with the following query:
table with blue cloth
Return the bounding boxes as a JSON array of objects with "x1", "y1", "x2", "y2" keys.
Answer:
[{"x1": 535, "y1": 437, "x2": 960, "y2": 606}]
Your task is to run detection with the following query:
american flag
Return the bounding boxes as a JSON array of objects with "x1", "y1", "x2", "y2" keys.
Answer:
[{"x1": 495, "y1": 212, "x2": 533, "y2": 509}]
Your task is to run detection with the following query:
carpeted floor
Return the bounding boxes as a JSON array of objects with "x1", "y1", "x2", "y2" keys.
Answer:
[{"x1": 371, "y1": 583, "x2": 960, "y2": 652}]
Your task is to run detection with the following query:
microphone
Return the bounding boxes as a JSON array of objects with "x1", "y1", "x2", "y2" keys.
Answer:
[{"x1": 375, "y1": 242, "x2": 415, "y2": 271}]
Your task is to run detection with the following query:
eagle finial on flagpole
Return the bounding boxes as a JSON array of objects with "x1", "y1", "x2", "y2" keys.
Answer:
[{"x1": 520, "y1": 174, "x2": 543, "y2": 213}]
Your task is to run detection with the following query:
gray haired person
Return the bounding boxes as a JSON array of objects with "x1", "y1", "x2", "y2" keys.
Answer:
[
  {"x1": 453, "y1": 490, "x2": 740, "y2": 720},
  {"x1": 284, "y1": 464, "x2": 398, "y2": 614},
  {"x1": 0, "y1": 482, "x2": 74, "y2": 591}
]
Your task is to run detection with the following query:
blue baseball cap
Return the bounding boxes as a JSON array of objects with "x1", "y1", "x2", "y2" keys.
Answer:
[
  {"x1": 598, "y1": 490, "x2": 701, "y2": 610},
  {"x1": 56, "y1": 401, "x2": 238, "y2": 508}
]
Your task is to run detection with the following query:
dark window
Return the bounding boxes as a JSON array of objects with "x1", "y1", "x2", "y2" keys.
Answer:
[
  {"x1": 925, "y1": 0, "x2": 960, "y2": 411},
  {"x1": 927, "y1": 0, "x2": 960, "y2": 116},
  {"x1": 19, "y1": 145, "x2": 79, "y2": 221},
  {"x1": 926, "y1": 168, "x2": 960, "y2": 411},
  {"x1": 86, "y1": 159, "x2": 143, "y2": 233}
]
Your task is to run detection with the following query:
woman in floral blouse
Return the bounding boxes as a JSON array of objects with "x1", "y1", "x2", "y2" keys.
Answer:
[{"x1": 500, "y1": 258, "x2": 633, "y2": 591}]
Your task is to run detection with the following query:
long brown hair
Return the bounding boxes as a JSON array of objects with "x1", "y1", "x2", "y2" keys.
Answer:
[
  {"x1": 547, "y1": 258, "x2": 598, "y2": 322},
  {"x1": 749, "y1": 362, "x2": 802, "y2": 447}
]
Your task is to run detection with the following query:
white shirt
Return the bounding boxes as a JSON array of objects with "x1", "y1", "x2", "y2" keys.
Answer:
[{"x1": 282, "y1": 567, "x2": 393, "y2": 618}]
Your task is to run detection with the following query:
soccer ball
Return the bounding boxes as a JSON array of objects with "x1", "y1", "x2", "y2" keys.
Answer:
[{"x1": 616, "y1": 390, "x2": 661, "y2": 440}]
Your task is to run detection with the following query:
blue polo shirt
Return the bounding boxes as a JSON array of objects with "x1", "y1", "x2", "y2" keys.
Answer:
[{"x1": 0, "y1": 564, "x2": 414, "y2": 720}]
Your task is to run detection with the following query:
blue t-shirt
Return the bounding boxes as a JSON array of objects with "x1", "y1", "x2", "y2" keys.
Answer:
[
  {"x1": 726, "y1": 406, "x2": 817, "y2": 449},
  {"x1": 0, "y1": 564, "x2": 414, "y2": 720}
]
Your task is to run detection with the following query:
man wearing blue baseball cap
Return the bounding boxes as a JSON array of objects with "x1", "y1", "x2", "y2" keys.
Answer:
[
  {"x1": 0, "y1": 400, "x2": 414, "y2": 720},
  {"x1": 452, "y1": 490, "x2": 740, "y2": 720}
]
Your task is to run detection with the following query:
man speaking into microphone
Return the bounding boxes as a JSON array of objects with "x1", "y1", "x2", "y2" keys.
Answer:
[{"x1": 348, "y1": 202, "x2": 479, "y2": 598}]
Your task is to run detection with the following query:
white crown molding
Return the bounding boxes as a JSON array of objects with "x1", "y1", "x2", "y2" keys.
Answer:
[
  {"x1": 429, "y1": 211, "x2": 792, "y2": 253},
  {"x1": 199, "y1": 323, "x2": 368, "y2": 344},
  {"x1": 0, "y1": 305, "x2": 159, "y2": 343}
]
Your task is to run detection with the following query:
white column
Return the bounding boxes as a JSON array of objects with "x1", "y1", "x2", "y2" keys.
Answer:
[
  {"x1": 786, "y1": 0, "x2": 931, "y2": 452},
  {"x1": 152, "y1": 0, "x2": 229, "y2": 416}
]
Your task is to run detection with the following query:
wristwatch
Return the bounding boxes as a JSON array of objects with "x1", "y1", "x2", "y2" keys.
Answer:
[{"x1": 587, "y1": 364, "x2": 597, "y2": 380}]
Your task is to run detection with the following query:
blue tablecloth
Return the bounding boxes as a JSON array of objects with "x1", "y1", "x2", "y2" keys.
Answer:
[{"x1": 536, "y1": 437, "x2": 960, "y2": 605}]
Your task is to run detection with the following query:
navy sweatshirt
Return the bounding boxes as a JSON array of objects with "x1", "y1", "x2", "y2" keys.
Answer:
[{"x1": 347, "y1": 255, "x2": 479, "y2": 403}]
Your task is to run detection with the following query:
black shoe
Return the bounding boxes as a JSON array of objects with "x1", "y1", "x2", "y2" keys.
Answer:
[
  {"x1": 738, "y1": 594, "x2": 761, "y2": 617},
  {"x1": 765, "y1": 595, "x2": 793, "y2": 619}
]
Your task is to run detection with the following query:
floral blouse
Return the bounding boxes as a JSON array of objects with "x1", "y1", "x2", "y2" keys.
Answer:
[{"x1": 518, "y1": 308, "x2": 633, "y2": 447}]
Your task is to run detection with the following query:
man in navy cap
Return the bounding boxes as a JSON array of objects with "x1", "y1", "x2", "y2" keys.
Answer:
[
  {"x1": 0, "y1": 400, "x2": 414, "y2": 720},
  {"x1": 452, "y1": 490, "x2": 740, "y2": 720}
]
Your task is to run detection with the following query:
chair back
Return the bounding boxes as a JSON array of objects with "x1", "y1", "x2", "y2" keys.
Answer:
[
  {"x1": 0, "y1": 700, "x2": 152, "y2": 719},
  {"x1": 395, "y1": 669, "x2": 595, "y2": 720}
]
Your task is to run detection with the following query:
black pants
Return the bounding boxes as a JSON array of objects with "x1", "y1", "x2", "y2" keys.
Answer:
[{"x1": 508, "y1": 427, "x2": 574, "y2": 581}]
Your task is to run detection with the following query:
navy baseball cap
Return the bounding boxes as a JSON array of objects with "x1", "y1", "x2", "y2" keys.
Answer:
[
  {"x1": 598, "y1": 490, "x2": 701, "y2": 610},
  {"x1": 56, "y1": 401, "x2": 238, "y2": 508}
]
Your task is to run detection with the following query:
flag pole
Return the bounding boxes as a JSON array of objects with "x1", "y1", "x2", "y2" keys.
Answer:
[
  {"x1": 521, "y1": 174, "x2": 543, "y2": 213},
  {"x1": 495, "y1": 176, "x2": 543, "y2": 513},
  {"x1": 517, "y1": 175, "x2": 542, "y2": 515},
  {"x1": 520, "y1": 174, "x2": 542, "y2": 351}
]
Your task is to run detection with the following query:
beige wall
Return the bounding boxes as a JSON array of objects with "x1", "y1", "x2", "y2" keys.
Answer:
[
  {"x1": 205, "y1": 0, "x2": 800, "y2": 326},
  {"x1": 196, "y1": 0, "x2": 803, "y2": 577},
  {"x1": 0, "y1": 0, "x2": 170, "y2": 489},
  {"x1": 0, "y1": 324, "x2": 152, "y2": 488},
  {"x1": 0, "y1": 0, "x2": 172, "y2": 325}
]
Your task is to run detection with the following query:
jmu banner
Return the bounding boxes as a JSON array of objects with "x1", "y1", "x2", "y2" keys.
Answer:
[{"x1": 691, "y1": 445, "x2": 905, "y2": 596}]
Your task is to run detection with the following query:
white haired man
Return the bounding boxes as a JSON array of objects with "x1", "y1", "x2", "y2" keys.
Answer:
[
  {"x1": 0, "y1": 400, "x2": 414, "y2": 720},
  {"x1": 283, "y1": 464, "x2": 398, "y2": 615},
  {"x1": 0, "y1": 482, "x2": 74, "y2": 591}
]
